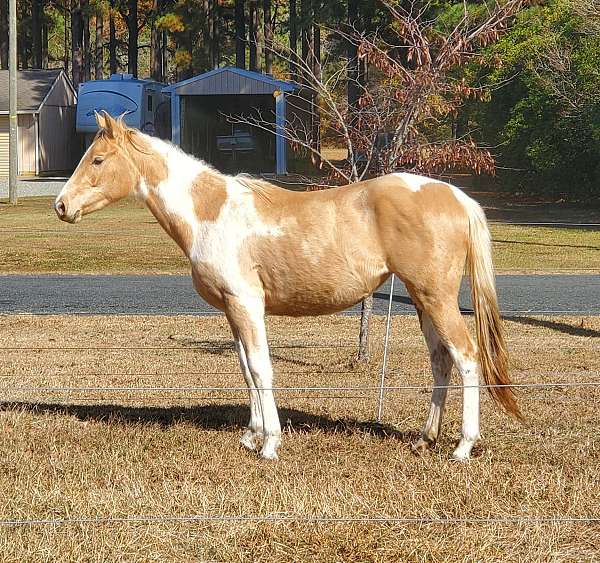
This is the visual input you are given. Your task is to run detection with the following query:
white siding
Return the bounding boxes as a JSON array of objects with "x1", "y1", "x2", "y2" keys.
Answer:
[
  {"x1": 0, "y1": 115, "x2": 36, "y2": 177},
  {"x1": 0, "y1": 117, "x2": 8, "y2": 177}
]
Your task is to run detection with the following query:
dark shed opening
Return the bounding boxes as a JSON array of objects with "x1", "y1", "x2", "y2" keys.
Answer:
[{"x1": 164, "y1": 67, "x2": 300, "y2": 175}]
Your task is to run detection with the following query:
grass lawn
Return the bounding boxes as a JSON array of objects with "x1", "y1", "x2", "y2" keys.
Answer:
[
  {"x1": 0, "y1": 196, "x2": 598, "y2": 274},
  {"x1": 0, "y1": 313, "x2": 598, "y2": 561}
]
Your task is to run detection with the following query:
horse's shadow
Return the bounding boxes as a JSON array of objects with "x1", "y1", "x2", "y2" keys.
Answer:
[
  {"x1": 0, "y1": 401, "x2": 417, "y2": 443},
  {"x1": 167, "y1": 337, "x2": 353, "y2": 370}
]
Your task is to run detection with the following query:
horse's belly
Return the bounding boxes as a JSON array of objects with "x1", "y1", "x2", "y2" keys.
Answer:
[{"x1": 262, "y1": 263, "x2": 389, "y2": 316}]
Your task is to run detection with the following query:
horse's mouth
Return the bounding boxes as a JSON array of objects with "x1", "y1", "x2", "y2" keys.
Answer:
[
  {"x1": 58, "y1": 209, "x2": 82, "y2": 224},
  {"x1": 70, "y1": 209, "x2": 83, "y2": 223}
]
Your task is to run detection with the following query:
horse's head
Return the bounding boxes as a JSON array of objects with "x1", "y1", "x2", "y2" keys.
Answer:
[{"x1": 55, "y1": 112, "x2": 141, "y2": 223}]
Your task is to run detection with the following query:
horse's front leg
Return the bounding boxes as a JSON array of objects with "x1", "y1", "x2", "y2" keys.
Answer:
[
  {"x1": 225, "y1": 295, "x2": 281, "y2": 460},
  {"x1": 230, "y1": 327, "x2": 264, "y2": 452}
]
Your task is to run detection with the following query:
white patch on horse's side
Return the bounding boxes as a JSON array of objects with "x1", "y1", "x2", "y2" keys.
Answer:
[{"x1": 392, "y1": 172, "x2": 447, "y2": 192}]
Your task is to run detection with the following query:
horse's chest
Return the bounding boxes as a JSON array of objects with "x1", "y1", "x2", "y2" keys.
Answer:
[
  {"x1": 190, "y1": 263, "x2": 228, "y2": 310},
  {"x1": 189, "y1": 223, "x2": 257, "y2": 307}
]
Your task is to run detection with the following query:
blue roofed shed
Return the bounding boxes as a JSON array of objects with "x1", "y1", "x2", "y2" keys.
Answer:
[{"x1": 163, "y1": 67, "x2": 300, "y2": 175}]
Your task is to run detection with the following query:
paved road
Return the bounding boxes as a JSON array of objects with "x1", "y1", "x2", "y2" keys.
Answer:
[
  {"x1": 0, "y1": 274, "x2": 598, "y2": 316},
  {"x1": 0, "y1": 178, "x2": 67, "y2": 198}
]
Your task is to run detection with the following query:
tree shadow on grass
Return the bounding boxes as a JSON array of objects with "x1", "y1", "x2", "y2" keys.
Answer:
[
  {"x1": 0, "y1": 401, "x2": 418, "y2": 443},
  {"x1": 371, "y1": 294, "x2": 600, "y2": 338},
  {"x1": 506, "y1": 316, "x2": 600, "y2": 338},
  {"x1": 492, "y1": 238, "x2": 600, "y2": 250}
]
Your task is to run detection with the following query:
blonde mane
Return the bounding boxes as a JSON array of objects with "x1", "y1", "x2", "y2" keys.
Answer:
[{"x1": 234, "y1": 175, "x2": 275, "y2": 205}]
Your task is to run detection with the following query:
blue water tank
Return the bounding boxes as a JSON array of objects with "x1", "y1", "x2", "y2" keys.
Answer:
[{"x1": 76, "y1": 74, "x2": 171, "y2": 139}]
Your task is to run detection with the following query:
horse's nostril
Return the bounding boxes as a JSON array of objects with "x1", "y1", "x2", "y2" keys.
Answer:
[{"x1": 55, "y1": 200, "x2": 66, "y2": 217}]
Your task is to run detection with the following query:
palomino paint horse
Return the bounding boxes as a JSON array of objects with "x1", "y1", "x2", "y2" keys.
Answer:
[{"x1": 55, "y1": 112, "x2": 520, "y2": 461}]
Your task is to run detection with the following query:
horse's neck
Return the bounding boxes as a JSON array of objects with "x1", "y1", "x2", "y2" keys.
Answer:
[{"x1": 135, "y1": 136, "x2": 226, "y2": 255}]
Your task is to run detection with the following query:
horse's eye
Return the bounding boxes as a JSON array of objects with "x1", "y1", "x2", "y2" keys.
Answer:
[{"x1": 92, "y1": 156, "x2": 104, "y2": 166}]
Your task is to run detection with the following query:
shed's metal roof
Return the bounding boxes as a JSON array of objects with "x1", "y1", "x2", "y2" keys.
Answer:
[
  {"x1": 163, "y1": 66, "x2": 299, "y2": 96},
  {"x1": 0, "y1": 69, "x2": 69, "y2": 113}
]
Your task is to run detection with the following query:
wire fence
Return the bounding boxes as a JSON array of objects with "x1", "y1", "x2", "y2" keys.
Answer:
[
  {"x1": 0, "y1": 241, "x2": 598, "y2": 529},
  {"x1": 0, "y1": 514, "x2": 598, "y2": 528},
  {"x1": 2, "y1": 381, "x2": 600, "y2": 394}
]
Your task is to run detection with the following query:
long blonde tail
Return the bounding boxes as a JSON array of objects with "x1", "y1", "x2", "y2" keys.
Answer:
[{"x1": 463, "y1": 197, "x2": 522, "y2": 420}]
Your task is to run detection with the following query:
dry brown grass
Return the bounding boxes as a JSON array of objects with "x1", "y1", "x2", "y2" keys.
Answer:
[
  {"x1": 1, "y1": 196, "x2": 599, "y2": 274},
  {"x1": 0, "y1": 314, "x2": 598, "y2": 561}
]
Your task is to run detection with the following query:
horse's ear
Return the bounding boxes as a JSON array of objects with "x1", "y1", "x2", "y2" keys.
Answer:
[
  {"x1": 107, "y1": 113, "x2": 129, "y2": 143},
  {"x1": 96, "y1": 110, "x2": 118, "y2": 139},
  {"x1": 95, "y1": 111, "x2": 107, "y2": 130}
]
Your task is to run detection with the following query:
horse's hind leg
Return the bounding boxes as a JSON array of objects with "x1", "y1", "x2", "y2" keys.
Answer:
[
  {"x1": 412, "y1": 312, "x2": 453, "y2": 454},
  {"x1": 424, "y1": 302, "x2": 481, "y2": 460}
]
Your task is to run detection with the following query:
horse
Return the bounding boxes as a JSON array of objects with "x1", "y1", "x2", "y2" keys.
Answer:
[{"x1": 55, "y1": 112, "x2": 520, "y2": 461}]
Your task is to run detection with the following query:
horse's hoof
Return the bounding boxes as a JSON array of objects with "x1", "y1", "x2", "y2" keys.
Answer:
[
  {"x1": 240, "y1": 430, "x2": 262, "y2": 452},
  {"x1": 450, "y1": 447, "x2": 471, "y2": 462},
  {"x1": 411, "y1": 438, "x2": 433, "y2": 456},
  {"x1": 451, "y1": 437, "x2": 478, "y2": 461},
  {"x1": 260, "y1": 449, "x2": 279, "y2": 461}
]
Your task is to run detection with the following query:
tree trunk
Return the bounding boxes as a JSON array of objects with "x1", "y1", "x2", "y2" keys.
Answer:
[
  {"x1": 127, "y1": 0, "x2": 138, "y2": 76},
  {"x1": 248, "y1": 0, "x2": 261, "y2": 71},
  {"x1": 235, "y1": 0, "x2": 245, "y2": 69},
  {"x1": 162, "y1": 29, "x2": 167, "y2": 76},
  {"x1": 32, "y1": 0, "x2": 43, "y2": 68},
  {"x1": 83, "y1": 0, "x2": 91, "y2": 81},
  {"x1": 206, "y1": 0, "x2": 217, "y2": 69},
  {"x1": 300, "y1": 0, "x2": 311, "y2": 84},
  {"x1": 19, "y1": 34, "x2": 28, "y2": 69},
  {"x1": 95, "y1": 11, "x2": 103, "y2": 79},
  {"x1": 109, "y1": 0, "x2": 117, "y2": 75},
  {"x1": 347, "y1": 0, "x2": 360, "y2": 117},
  {"x1": 289, "y1": 0, "x2": 297, "y2": 80},
  {"x1": 151, "y1": 0, "x2": 163, "y2": 80},
  {"x1": 311, "y1": 13, "x2": 321, "y2": 167},
  {"x1": 212, "y1": 0, "x2": 219, "y2": 68},
  {"x1": 42, "y1": 18, "x2": 48, "y2": 67},
  {"x1": 357, "y1": 294, "x2": 373, "y2": 362},
  {"x1": 263, "y1": 0, "x2": 272, "y2": 74},
  {"x1": 0, "y1": 0, "x2": 8, "y2": 69},
  {"x1": 71, "y1": 0, "x2": 84, "y2": 87},
  {"x1": 63, "y1": 1, "x2": 69, "y2": 72}
]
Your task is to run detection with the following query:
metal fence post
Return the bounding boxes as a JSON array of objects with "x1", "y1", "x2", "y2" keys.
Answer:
[{"x1": 376, "y1": 274, "x2": 395, "y2": 422}]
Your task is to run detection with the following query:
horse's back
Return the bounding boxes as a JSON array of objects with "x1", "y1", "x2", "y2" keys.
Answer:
[{"x1": 245, "y1": 173, "x2": 471, "y2": 315}]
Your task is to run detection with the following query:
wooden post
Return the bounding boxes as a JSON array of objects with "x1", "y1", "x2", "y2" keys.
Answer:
[{"x1": 8, "y1": 0, "x2": 17, "y2": 204}]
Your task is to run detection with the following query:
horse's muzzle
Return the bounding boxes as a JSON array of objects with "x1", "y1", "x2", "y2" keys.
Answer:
[
  {"x1": 54, "y1": 198, "x2": 81, "y2": 223},
  {"x1": 54, "y1": 199, "x2": 66, "y2": 219}
]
